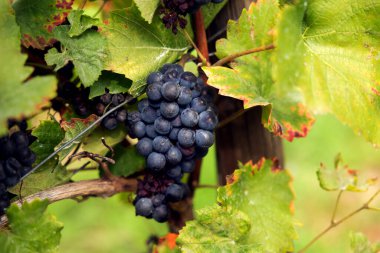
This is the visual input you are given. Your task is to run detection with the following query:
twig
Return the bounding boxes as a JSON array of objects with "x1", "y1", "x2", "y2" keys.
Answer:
[
  {"x1": 298, "y1": 189, "x2": 380, "y2": 253},
  {"x1": 213, "y1": 44, "x2": 275, "y2": 67},
  {"x1": 69, "y1": 151, "x2": 115, "y2": 179},
  {"x1": 331, "y1": 190, "x2": 343, "y2": 223},
  {"x1": 181, "y1": 30, "x2": 210, "y2": 66},
  {"x1": 79, "y1": 0, "x2": 87, "y2": 9},
  {"x1": 93, "y1": 0, "x2": 108, "y2": 18},
  {"x1": 0, "y1": 178, "x2": 137, "y2": 228},
  {"x1": 21, "y1": 95, "x2": 136, "y2": 181},
  {"x1": 102, "y1": 137, "x2": 114, "y2": 157}
]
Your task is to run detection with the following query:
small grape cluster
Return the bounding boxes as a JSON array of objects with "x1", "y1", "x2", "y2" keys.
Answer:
[
  {"x1": 0, "y1": 121, "x2": 36, "y2": 216},
  {"x1": 52, "y1": 83, "x2": 129, "y2": 130},
  {"x1": 128, "y1": 63, "x2": 218, "y2": 222},
  {"x1": 161, "y1": 0, "x2": 224, "y2": 33}
]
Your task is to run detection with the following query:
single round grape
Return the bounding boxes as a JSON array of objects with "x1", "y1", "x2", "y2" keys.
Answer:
[
  {"x1": 160, "y1": 101, "x2": 179, "y2": 119},
  {"x1": 195, "y1": 147, "x2": 209, "y2": 159},
  {"x1": 147, "y1": 72, "x2": 164, "y2": 85},
  {"x1": 127, "y1": 111, "x2": 141, "y2": 125},
  {"x1": 138, "y1": 99, "x2": 149, "y2": 112},
  {"x1": 195, "y1": 130, "x2": 214, "y2": 148},
  {"x1": 132, "y1": 121, "x2": 146, "y2": 138},
  {"x1": 135, "y1": 198, "x2": 154, "y2": 217},
  {"x1": 198, "y1": 110, "x2": 218, "y2": 130},
  {"x1": 136, "y1": 138, "x2": 153, "y2": 157},
  {"x1": 100, "y1": 93, "x2": 112, "y2": 104},
  {"x1": 179, "y1": 72, "x2": 197, "y2": 88},
  {"x1": 111, "y1": 94, "x2": 125, "y2": 106},
  {"x1": 163, "y1": 68, "x2": 182, "y2": 82},
  {"x1": 146, "y1": 83, "x2": 162, "y2": 101},
  {"x1": 154, "y1": 117, "x2": 172, "y2": 135},
  {"x1": 116, "y1": 109, "x2": 127, "y2": 122},
  {"x1": 178, "y1": 129, "x2": 195, "y2": 148},
  {"x1": 166, "y1": 166, "x2": 182, "y2": 179},
  {"x1": 152, "y1": 136, "x2": 171, "y2": 153},
  {"x1": 146, "y1": 152, "x2": 166, "y2": 171},
  {"x1": 161, "y1": 82, "x2": 180, "y2": 101},
  {"x1": 191, "y1": 97, "x2": 208, "y2": 113},
  {"x1": 176, "y1": 143, "x2": 195, "y2": 158},
  {"x1": 153, "y1": 205, "x2": 168, "y2": 223},
  {"x1": 166, "y1": 146, "x2": 182, "y2": 165},
  {"x1": 141, "y1": 106, "x2": 158, "y2": 124},
  {"x1": 165, "y1": 183, "x2": 184, "y2": 202},
  {"x1": 102, "y1": 117, "x2": 118, "y2": 130},
  {"x1": 177, "y1": 86, "x2": 192, "y2": 106},
  {"x1": 152, "y1": 194, "x2": 166, "y2": 207},
  {"x1": 180, "y1": 108, "x2": 199, "y2": 128},
  {"x1": 168, "y1": 128, "x2": 180, "y2": 141},
  {"x1": 181, "y1": 160, "x2": 195, "y2": 173},
  {"x1": 146, "y1": 124, "x2": 158, "y2": 139}
]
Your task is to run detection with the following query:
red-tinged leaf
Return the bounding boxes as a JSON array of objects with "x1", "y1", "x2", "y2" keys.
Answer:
[
  {"x1": 203, "y1": 0, "x2": 314, "y2": 141},
  {"x1": 13, "y1": 0, "x2": 74, "y2": 49},
  {"x1": 317, "y1": 154, "x2": 378, "y2": 192}
]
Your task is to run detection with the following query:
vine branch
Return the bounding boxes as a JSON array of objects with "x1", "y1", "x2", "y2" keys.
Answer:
[
  {"x1": 0, "y1": 178, "x2": 138, "y2": 229},
  {"x1": 298, "y1": 189, "x2": 380, "y2": 253},
  {"x1": 213, "y1": 44, "x2": 275, "y2": 67}
]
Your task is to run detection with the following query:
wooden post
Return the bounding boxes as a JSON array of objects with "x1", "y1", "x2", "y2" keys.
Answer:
[{"x1": 206, "y1": 0, "x2": 284, "y2": 184}]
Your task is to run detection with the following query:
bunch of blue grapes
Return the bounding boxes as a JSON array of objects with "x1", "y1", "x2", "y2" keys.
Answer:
[
  {"x1": 128, "y1": 63, "x2": 218, "y2": 222},
  {"x1": 0, "y1": 121, "x2": 36, "y2": 216},
  {"x1": 161, "y1": 0, "x2": 224, "y2": 33}
]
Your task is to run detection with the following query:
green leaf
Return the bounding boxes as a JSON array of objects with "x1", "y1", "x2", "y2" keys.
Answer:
[
  {"x1": 274, "y1": 0, "x2": 380, "y2": 144},
  {"x1": 0, "y1": 1, "x2": 57, "y2": 135},
  {"x1": 102, "y1": 5, "x2": 190, "y2": 96},
  {"x1": 57, "y1": 115, "x2": 98, "y2": 161},
  {"x1": 0, "y1": 200, "x2": 63, "y2": 253},
  {"x1": 45, "y1": 25, "x2": 108, "y2": 87},
  {"x1": 8, "y1": 164, "x2": 71, "y2": 196},
  {"x1": 134, "y1": 0, "x2": 160, "y2": 24},
  {"x1": 317, "y1": 155, "x2": 377, "y2": 192},
  {"x1": 350, "y1": 232, "x2": 380, "y2": 253},
  {"x1": 67, "y1": 10, "x2": 99, "y2": 37},
  {"x1": 12, "y1": 0, "x2": 74, "y2": 49},
  {"x1": 108, "y1": 145, "x2": 145, "y2": 177},
  {"x1": 178, "y1": 159, "x2": 296, "y2": 253},
  {"x1": 89, "y1": 71, "x2": 132, "y2": 99},
  {"x1": 178, "y1": 205, "x2": 259, "y2": 252},
  {"x1": 203, "y1": 0, "x2": 314, "y2": 141},
  {"x1": 30, "y1": 120, "x2": 65, "y2": 165}
]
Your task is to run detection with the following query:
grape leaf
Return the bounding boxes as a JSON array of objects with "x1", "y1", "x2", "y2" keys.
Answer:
[
  {"x1": 12, "y1": 0, "x2": 74, "y2": 49},
  {"x1": 102, "y1": 5, "x2": 190, "y2": 96},
  {"x1": 274, "y1": 0, "x2": 380, "y2": 144},
  {"x1": 0, "y1": 200, "x2": 63, "y2": 253},
  {"x1": 89, "y1": 71, "x2": 132, "y2": 99},
  {"x1": 45, "y1": 25, "x2": 108, "y2": 87},
  {"x1": 30, "y1": 120, "x2": 65, "y2": 165},
  {"x1": 108, "y1": 145, "x2": 145, "y2": 177},
  {"x1": 58, "y1": 115, "x2": 98, "y2": 161},
  {"x1": 134, "y1": 0, "x2": 160, "y2": 24},
  {"x1": 0, "y1": 1, "x2": 57, "y2": 135},
  {"x1": 67, "y1": 10, "x2": 99, "y2": 37},
  {"x1": 178, "y1": 159, "x2": 296, "y2": 253},
  {"x1": 350, "y1": 232, "x2": 380, "y2": 253},
  {"x1": 8, "y1": 164, "x2": 71, "y2": 196},
  {"x1": 203, "y1": 0, "x2": 314, "y2": 141},
  {"x1": 317, "y1": 155, "x2": 377, "y2": 192}
]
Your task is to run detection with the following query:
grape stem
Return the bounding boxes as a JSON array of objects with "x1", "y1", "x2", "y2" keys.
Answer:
[
  {"x1": 79, "y1": 0, "x2": 87, "y2": 9},
  {"x1": 297, "y1": 189, "x2": 380, "y2": 253},
  {"x1": 182, "y1": 30, "x2": 210, "y2": 66},
  {"x1": 0, "y1": 177, "x2": 138, "y2": 229},
  {"x1": 213, "y1": 44, "x2": 275, "y2": 67},
  {"x1": 93, "y1": 0, "x2": 108, "y2": 18}
]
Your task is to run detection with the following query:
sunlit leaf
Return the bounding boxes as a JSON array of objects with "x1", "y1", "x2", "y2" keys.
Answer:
[
  {"x1": 134, "y1": 0, "x2": 160, "y2": 24},
  {"x1": 0, "y1": 1, "x2": 57, "y2": 135},
  {"x1": 12, "y1": 0, "x2": 74, "y2": 49},
  {"x1": 0, "y1": 200, "x2": 63, "y2": 253},
  {"x1": 67, "y1": 10, "x2": 99, "y2": 37},
  {"x1": 89, "y1": 71, "x2": 132, "y2": 99}
]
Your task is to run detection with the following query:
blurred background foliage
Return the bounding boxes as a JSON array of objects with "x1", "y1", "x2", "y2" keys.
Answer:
[{"x1": 48, "y1": 114, "x2": 380, "y2": 253}]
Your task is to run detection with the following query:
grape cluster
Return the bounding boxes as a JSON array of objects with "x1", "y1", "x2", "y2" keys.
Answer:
[
  {"x1": 161, "y1": 0, "x2": 224, "y2": 33},
  {"x1": 52, "y1": 83, "x2": 129, "y2": 130},
  {"x1": 0, "y1": 121, "x2": 36, "y2": 216},
  {"x1": 128, "y1": 63, "x2": 218, "y2": 222}
]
